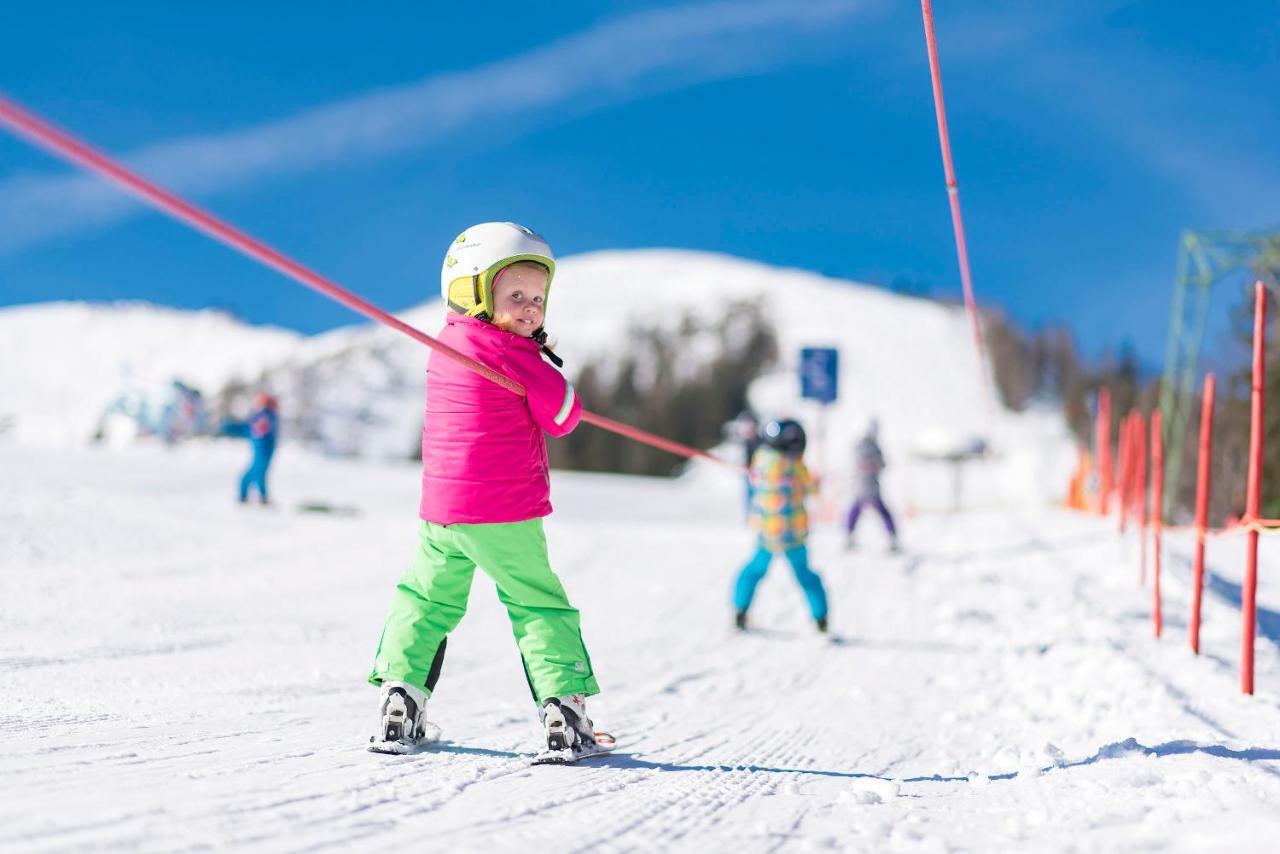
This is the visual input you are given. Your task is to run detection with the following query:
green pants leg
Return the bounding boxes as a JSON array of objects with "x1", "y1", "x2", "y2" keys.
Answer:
[
  {"x1": 454, "y1": 518, "x2": 599, "y2": 703},
  {"x1": 369, "y1": 519, "x2": 599, "y2": 704},
  {"x1": 368, "y1": 523, "x2": 476, "y2": 692}
]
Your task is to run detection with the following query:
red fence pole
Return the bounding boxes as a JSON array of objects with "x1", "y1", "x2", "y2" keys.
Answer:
[
  {"x1": 1123, "y1": 412, "x2": 1137, "y2": 529},
  {"x1": 1136, "y1": 411, "x2": 1148, "y2": 586},
  {"x1": 1129, "y1": 414, "x2": 1140, "y2": 528},
  {"x1": 1191, "y1": 373, "x2": 1216, "y2": 655},
  {"x1": 1098, "y1": 388, "x2": 1113, "y2": 514},
  {"x1": 1242, "y1": 282, "x2": 1267, "y2": 695},
  {"x1": 1118, "y1": 412, "x2": 1132, "y2": 534},
  {"x1": 1151, "y1": 409, "x2": 1164, "y2": 638}
]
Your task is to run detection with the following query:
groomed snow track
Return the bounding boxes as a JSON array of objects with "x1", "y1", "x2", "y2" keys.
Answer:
[{"x1": 4, "y1": 444, "x2": 1280, "y2": 852}]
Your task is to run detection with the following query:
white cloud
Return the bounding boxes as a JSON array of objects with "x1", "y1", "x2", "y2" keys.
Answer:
[{"x1": 0, "y1": 0, "x2": 874, "y2": 253}]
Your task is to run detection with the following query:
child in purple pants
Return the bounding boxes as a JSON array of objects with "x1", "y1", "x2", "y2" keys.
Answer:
[{"x1": 846, "y1": 421, "x2": 900, "y2": 551}]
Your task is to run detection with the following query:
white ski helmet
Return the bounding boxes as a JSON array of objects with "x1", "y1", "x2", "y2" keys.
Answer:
[{"x1": 440, "y1": 222, "x2": 556, "y2": 319}]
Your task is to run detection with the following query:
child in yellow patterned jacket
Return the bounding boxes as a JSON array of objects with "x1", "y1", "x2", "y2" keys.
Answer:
[{"x1": 733, "y1": 418, "x2": 830, "y2": 632}]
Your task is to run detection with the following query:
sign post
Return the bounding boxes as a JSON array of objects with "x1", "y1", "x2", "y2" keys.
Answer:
[
  {"x1": 800, "y1": 348, "x2": 840, "y2": 520},
  {"x1": 800, "y1": 348, "x2": 840, "y2": 406}
]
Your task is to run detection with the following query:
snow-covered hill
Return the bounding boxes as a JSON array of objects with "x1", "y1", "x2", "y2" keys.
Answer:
[
  {"x1": 1, "y1": 250, "x2": 1076, "y2": 506},
  {"x1": 0, "y1": 302, "x2": 301, "y2": 445},
  {"x1": 553, "y1": 250, "x2": 1073, "y2": 506}
]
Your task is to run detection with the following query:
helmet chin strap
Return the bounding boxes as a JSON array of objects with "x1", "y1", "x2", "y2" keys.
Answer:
[{"x1": 531, "y1": 327, "x2": 564, "y2": 368}]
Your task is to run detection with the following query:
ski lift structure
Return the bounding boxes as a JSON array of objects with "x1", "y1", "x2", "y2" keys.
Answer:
[{"x1": 1159, "y1": 229, "x2": 1280, "y2": 515}]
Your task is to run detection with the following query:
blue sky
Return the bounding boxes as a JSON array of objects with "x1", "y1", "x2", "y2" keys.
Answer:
[{"x1": 1, "y1": 1, "x2": 1277, "y2": 368}]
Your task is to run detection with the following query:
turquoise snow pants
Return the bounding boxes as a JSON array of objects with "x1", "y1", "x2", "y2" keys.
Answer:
[
  {"x1": 733, "y1": 543, "x2": 829, "y2": 620},
  {"x1": 369, "y1": 519, "x2": 599, "y2": 704}
]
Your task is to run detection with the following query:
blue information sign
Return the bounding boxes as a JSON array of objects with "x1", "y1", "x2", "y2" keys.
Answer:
[{"x1": 799, "y1": 347, "x2": 839, "y2": 403}]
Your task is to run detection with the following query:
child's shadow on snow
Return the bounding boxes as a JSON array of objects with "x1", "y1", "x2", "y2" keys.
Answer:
[
  {"x1": 432, "y1": 742, "x2": 526, "y2": 759},
  {"x1": 738, "y1": 627, "x2": 800, "y2": 640},
  {"x1": 590, "y1": 738, "x2": 1280, "y2": 783},
  {"x1": 828, "y1": 635, "x2": 978, "y2": 653},
  {"x1": 590, "y1": 752, "x2": 885, "y2": 780}
]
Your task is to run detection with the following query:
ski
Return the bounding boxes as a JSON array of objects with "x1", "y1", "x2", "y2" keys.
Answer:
[
  {"x1": 531, "y1": 731, "x2": 617, "y2": 766},
  {"x1": 366, "y1": 721, "x2": 443, "y2": 755}
]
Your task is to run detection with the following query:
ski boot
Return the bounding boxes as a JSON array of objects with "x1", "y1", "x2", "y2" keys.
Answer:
[
  {"x1": 734, "y1": 610, "x2": 748, "y2": 631},
  {"x1": 816, "y1": 616, "x2": 829, "y2": 633},
  {"x1": 368, "y1": 681, "x2": 434, "y2": 754},
  {"x1": 534, "y1": 694, "x2": 602, "y2": 765}
]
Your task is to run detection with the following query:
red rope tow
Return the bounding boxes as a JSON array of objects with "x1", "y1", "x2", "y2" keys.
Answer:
[
  {"x1": 0, "y1": 95, "x2": 737, "y2": 470},
  {"x1": 919, "y1": 0, "x2": 987, "y2": 378}
]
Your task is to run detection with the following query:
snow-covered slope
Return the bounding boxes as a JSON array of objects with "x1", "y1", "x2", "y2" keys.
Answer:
[
  {"x1": 552, "y1": 250, "x2": 1073, "y2": 506},
  {"x1": 4, "y1": 443, "x2": 1280, "y2": 852},
  {"x1": 0, "y1": 250, "x2": 1076, "y2": 504}
]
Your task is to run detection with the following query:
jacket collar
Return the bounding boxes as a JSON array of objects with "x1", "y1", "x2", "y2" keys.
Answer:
[{"x1": 446, "y1": 311, "x2": 537, "y2": 349}]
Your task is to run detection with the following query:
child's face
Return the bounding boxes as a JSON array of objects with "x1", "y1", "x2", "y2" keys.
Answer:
[{"x1": 491, "y1": 264, "x2": 548, "y2": 337}]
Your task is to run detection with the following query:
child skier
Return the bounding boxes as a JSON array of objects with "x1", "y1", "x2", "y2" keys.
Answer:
[
  {"x1": 222, "y1": 392, "x2": 278, "y2": 505},
  {"x1": 367, "y1": 222, "x2": 603, "y2": 764},
  {"x1": 733, "y1": 418, "x2": 830, "y2": 633},
  {"x1": 845, "y1": 418, "x2": 900, "y2": 551}
]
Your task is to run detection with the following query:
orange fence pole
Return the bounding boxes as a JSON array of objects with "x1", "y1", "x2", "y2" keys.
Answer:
[
  {"x1": 1151, "y1": 410, "x2": 1164, "y2": 638},
  {"x1": 1191, "y1": 373, "x2": 1216, "y2": 655},
  {"x1": 1242, "y1": 282, "x2": 1267, "y2": 695}
]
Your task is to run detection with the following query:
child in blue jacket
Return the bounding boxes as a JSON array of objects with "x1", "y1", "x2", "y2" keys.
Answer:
[{"x1": 224, "y1": 392, "x2": 279, "y2": 504}]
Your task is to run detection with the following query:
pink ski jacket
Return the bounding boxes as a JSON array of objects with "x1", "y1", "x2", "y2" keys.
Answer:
[{"x1": 419, "y1": 313, "x2": 582, "y2": 525}]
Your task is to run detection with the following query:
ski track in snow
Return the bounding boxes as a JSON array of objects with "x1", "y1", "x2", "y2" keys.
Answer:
[{"x1": 4, "y1": 444, "x2": 1280, "y2": 852}]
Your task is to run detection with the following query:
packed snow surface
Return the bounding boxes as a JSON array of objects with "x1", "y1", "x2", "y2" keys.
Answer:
[{"x1": 4, "y1": 443, "x2": 1280, "y2": 852}]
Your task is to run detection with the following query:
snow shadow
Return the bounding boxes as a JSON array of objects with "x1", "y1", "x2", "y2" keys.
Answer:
[
  {"x1": 601, "y1": 739, "x2": 1280, "y2": 784},
  {"x1": 876, "y1": 739, "x2": 1280, "y2": 786},
  {"x1": 1067, "y1": 737, "x2": 1280, "y2": 778},
  {"x1": 1205, "y1": 572, "x2": 1280, "y2": 647},
  {"x1": 1167, "y1": 551, "x2": 1280, "y2": 648},
  {"x1": 431, "y1": 743, "x2": 526, "y2": 759},
  {"x1": 738, "y1": 627, "x2": 801, "y2": 640},
  {"x1": 828, "y1": 636, "x2": 979, "y2": 654},
  {"x1": 432, "y1": 739, "x2": 1280, "y2": 785},
  {"x1": 590, "y1": 753, "x2": 888, "y2": 781}
]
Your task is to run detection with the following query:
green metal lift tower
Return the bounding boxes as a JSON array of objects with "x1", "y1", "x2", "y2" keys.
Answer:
[{"x1": 1159, "y1": 229, "x2": 1280, "y2": 516}]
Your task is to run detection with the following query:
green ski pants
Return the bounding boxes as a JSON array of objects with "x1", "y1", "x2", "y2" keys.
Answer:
[{"x1": 369, "y1": 518, "x2": 599, "y2": 704}]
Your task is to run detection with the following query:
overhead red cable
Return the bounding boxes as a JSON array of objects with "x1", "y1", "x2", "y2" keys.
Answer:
[
  {"x1": 919, "y1": 0, "x2": 987, "y2": 380},
  {"x1": 0, "y1": 95, "x2": 735, "y2": 471}
]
